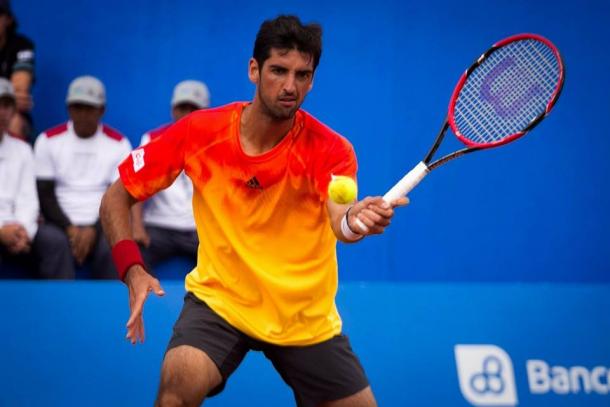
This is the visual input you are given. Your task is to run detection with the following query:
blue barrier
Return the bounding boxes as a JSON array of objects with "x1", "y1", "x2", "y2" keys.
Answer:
[{"x1": 1, "y1": 281, "x2": 608, "y2": 406}]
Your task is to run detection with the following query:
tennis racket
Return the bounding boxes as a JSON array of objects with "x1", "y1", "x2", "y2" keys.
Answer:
[{"x1": 360, "y1": 33, "x2": 564, "y2": 229}]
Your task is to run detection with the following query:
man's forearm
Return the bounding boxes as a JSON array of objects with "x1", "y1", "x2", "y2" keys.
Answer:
[
  {"x1": 130, "y1": 202, "x2": 146, "y2": 233},
  {"x1": 37, "y1": 180, "x2": 71, "y2": 229},
  {"x1": 100, "y1": 180, "x2": 138, "y2": 246}
]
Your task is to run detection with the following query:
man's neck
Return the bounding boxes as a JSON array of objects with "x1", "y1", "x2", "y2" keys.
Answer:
[
  {"x1": 239, "y1": 102, "x2": 294, "y2": 156},
  {"x1": 71, "y1": 122, "x2": 98, "y2": 139}
]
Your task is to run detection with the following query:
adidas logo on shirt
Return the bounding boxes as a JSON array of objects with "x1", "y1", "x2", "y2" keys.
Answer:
[{"x1": 245, "y1": 176, "x2": 262, "y2": 190}]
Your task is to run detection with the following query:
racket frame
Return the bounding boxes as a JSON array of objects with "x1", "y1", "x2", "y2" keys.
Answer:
[
  {"x1": 448, "y1": 33, "x2": 565, "y2": 150},
  {"x1": 356, "y1": 33, "x2": 565, "y2": 229}
]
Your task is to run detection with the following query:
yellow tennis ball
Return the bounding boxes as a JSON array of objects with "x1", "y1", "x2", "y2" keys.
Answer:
[{"x1": 328, "y1": 175, "x2": 357, "y2": 204}]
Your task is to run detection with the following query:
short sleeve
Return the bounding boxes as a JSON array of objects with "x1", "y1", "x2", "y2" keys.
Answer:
[
  {"x1": 315, "y1": 135, "x2": 358, "y2": 201},
  {"x1": 118, "y1": 116, "x2": 189, "y2": 200},
  {"x1": 33, "y1": 134, "x2": 55, "y2": 179}
]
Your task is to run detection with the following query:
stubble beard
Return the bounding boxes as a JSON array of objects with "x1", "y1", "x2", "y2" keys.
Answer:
[{"x1": 257, "y1": 86, "x2": 299, "y2": 122}]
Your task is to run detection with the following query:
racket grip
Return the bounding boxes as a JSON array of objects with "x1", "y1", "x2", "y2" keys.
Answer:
[
  {"x1": 382, "y1": 161, "x2": 429, "y2": 203},
  {"x1": 353, "y1": 161, "x2": 429, "y2": 233}
]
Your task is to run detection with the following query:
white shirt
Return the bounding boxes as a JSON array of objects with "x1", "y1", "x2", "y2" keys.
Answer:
[
  {"x1": 34, "y1": 121, "x2": 132, "y2": 225},
  {"x1": 140, "y1": 125, "x2": 195, "y2": 230},
  {"x1": 0, "y1": 133, "x2": 39, "y2": 239}
]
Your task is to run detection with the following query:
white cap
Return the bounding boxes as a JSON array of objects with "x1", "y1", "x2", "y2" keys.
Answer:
[
  {"x1": 171, "y1": 80, "x2": 210, "y2": 109},
  {"x1": 0, "y1": 78, "x2": 15, "y2": 100},
  {"x1": 66, "y1": 75, "x2": 106, "y2": 107}
]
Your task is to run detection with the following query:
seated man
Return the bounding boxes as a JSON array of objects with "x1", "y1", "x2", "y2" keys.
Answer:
[
  {"x1": 131, "y1": 80, "x2": 210, "y2": 273},
  {"x1": 0, "y1": 78, "x2": 71, "y2": 278},
  {"x1": 33, "y1": 76, "x2": 132, "y2": 279}
]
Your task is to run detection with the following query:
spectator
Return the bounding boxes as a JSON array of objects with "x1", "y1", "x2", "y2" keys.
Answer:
[
  {"x1": 0, "y1": 78, "x2": 71, "y2": 278},
  {"x1": 132, "y1": 80, "x2": 210, "y2": 273},
  {"x1": 33, "y1": 76, "x2": 131, "y2": 279},
  {"x1": 0, "y1": 0, "x2": 35, "y2": 142}
]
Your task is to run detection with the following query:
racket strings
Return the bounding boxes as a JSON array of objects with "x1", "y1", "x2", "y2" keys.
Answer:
[
  {"x1": 453, "y1": 39, "x2": 561, "y2": 145},
  {"x1": 466, "y1": 41, "x2": 557, "y2": 137},
  {"x1": 470, "y1": 41, "x2": 557, "y2": 139}
]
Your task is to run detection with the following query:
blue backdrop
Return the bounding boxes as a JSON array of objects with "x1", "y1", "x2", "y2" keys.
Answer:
[{"x1": 15, "y1": 0, "x2": 610, "y2": 282}]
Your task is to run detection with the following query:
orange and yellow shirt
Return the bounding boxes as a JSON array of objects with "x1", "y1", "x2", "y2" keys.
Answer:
[{"x1": 119, "y1": 102, "x2": 357, "y2": 346}]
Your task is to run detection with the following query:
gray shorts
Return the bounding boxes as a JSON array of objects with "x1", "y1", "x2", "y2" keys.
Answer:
[{"x1": 166, "y1": 292, "x2": 370, "y2": 407}]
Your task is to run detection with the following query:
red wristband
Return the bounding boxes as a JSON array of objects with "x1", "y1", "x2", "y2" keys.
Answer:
[{"x1": 111, "y1": 239, "x2": 145, "y2": 281}]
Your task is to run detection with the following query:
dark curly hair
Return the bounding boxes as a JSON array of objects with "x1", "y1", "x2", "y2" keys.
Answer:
[{"x1": 253, "y1": 15, "x2": 322, "y2": 71}]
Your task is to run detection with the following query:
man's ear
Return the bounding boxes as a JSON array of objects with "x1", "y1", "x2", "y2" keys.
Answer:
[{"x1": 248, "y1": 58, "x2": 260, "y2": 85}]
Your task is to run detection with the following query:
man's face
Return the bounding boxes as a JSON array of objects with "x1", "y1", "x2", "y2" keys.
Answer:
[
  {"x1": 172, "y1": 103, "x2": 200, "y2": 122},
  {"x1": 0, "y1": 97, "x2": 15, "y2": 133},
  {"x1": 67, "y1": 103, "x2": 104, "y2": 138},
  {"x1": 249, "y1": 48, "x2": 314, "y2": 121}
]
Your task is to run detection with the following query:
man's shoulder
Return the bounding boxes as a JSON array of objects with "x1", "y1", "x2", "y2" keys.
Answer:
[
  {"x1": 2, "y1": 134, "x2": 33, "y2": 166},
  {"x1": 185, "y1": 102, "x2": 243, "y2": 135},
  {"x1": 300, "y1": 110, "x2": 352, "y2": 147},
  {"x1": 204, "y1": 102, "x2": 243, "y2": 114},
  {"x1": 189, "y1": 102, "x2": 242, "y2": 123},
  {"x1": 40, "y1": 122, "x2": 69, "y2": 139},
  {"x1": 5, "y1": 132, "x2": 32, "y2": 152},
  {"x1": 101, "y1": 124, "x2": 127, "y2": 142},
  {"x1": 145, "y1": 123, "x2": 172, "y2": 141}
]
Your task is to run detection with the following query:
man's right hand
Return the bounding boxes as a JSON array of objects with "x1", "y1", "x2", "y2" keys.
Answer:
[
  {"x1": 66, "y1": 226, "x2": 97, "y2": 264},
  {"x1": 0, "y1": 224, "x2": 30, "y2": 254},
  {"x1": 0, "y1": 224, "x2": 20, "y2": 247},
  {"x1": 124, "y1": 265, "x2": 165, "y2": 344},
  {"x1": 66, "y1": 225, "x2": 78, "y2": 246},
  {"x1": 67, "y1": 226, "x2": 86, "y2": 264}
]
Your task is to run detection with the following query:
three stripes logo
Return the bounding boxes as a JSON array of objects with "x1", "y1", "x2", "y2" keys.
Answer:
[
  {"x1": 245, "y1": 176, "x2": 263, "y2": 190},
  {"x1": 455, "y1": 345, "x2": 518, "y2": 406}
]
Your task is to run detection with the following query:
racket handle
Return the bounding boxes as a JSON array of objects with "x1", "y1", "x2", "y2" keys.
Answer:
[
  {"x1": 353, "y1": 161, "x2": 429, "y2": 233},
  {"x1": 383, "y1": 161, "x2": 429, "y2": 203}
]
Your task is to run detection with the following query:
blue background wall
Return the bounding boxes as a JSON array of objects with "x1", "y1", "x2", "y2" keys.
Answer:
[{"x1": 15, "y1": 0, "x2": 610, "y2": 282}]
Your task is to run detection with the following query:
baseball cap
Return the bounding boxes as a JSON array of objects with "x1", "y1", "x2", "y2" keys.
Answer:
[
  {"x1": 0, "y1": 78, "x2": 15, "y2": 100},
  {"x1": 171, "y1": 80, "x2": 210, "y2": 109},
  {"x1": 66, "y1": 75, "x2": 106, "y2": 107}
]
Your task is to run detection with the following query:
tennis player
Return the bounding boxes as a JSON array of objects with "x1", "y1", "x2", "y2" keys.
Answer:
[{"x1": 100, "y1": 15, "x2": 406, "y2": 407}]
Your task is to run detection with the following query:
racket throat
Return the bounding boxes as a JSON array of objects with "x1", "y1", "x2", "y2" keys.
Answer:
[
  {"x1": 383, "y1": 161, "x2": 430, "y2": 202},
  {"x1": 424, "y1": 121, "x2": 450, "y2": 163}
]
